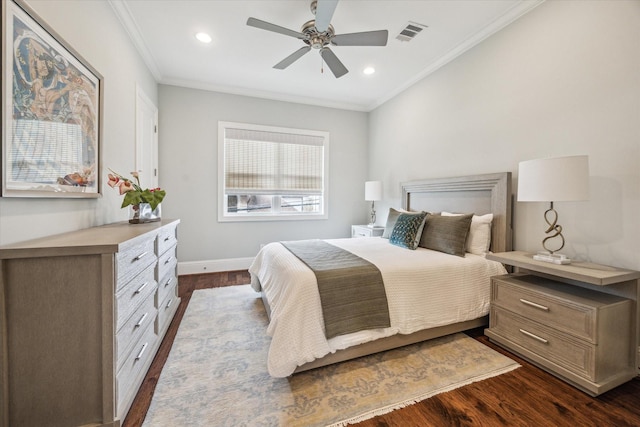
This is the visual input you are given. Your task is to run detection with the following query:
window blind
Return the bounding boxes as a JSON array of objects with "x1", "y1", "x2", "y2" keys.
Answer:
[{"x1": 224, "y1": 127, "x2": 324, "y2": 195}]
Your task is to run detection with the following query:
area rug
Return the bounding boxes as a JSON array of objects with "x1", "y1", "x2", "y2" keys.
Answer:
[{"x1": 143, "y1": 285, "x2": 519, "y2": 427}]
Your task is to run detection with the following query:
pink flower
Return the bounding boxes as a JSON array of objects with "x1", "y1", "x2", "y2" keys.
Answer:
[
  {"x1": 119, "y1": 180, "x2": 134, "y2": 195},
  {"x1": 107, "y1": 173, "x2": 121, "y2": 188}
]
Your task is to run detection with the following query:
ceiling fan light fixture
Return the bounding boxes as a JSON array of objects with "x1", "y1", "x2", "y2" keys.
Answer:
[
  {"x1": 247, "y1": 0, "x2": 387, "y2": 78},
  {"x1": 195, "y1": 32, "x2": 212, "y2": 44}
]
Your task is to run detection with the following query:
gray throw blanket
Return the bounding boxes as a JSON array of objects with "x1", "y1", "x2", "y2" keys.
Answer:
[{"x1": 280, "y1": 240, "x2": 390, "y2": 339}]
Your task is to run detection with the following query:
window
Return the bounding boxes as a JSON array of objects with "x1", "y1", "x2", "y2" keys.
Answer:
[{"x1": 218, "y1": 121, "x2": 329, "y2": 221}]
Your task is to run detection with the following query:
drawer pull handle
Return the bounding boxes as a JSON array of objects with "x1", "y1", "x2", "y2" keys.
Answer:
[
  {"x1": 135, "y1": 312, "x2": 148, "y2": 328},
  {"x1": 134, "y1": 282, "x2": 149, "y2": 294},
  {"x1": 134, "y1": 251, "x2": 149, "y2": 261},
  {"x1": 135, "y1": 343, "x2": 148, "y2": 361},
  {"x1": 519, "y1": 328, "x2": 549, "y2": 344},
  {"x1": 164, "y1": 277, "x2": 173, "y2": 288},
  {"x1": 165, "y1": 298, "x2": 173, "y2": 309},
  {"x1": 519, "y1": 298, "x2": 549, "y2": 311},
  {"x1": 164, "y1": 236, "x2": 171, "y2": 242},
  {"x1": 164, "y1": 256, "x2": 173, "y2": 265}
]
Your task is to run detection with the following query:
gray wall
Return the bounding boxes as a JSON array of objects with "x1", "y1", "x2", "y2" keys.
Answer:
[
  {"x1": 2, "y1": 1, "x2": 638, "y2": 274},
  {"x1": 369, "y1": 0, "x2": 640, "y2": 269},
  {"x1": 158, "y1": 85, "x2": 369, "y2": 270},
  {"x1": 0, "y1": 0, "x2": 158, "y2": 245}
]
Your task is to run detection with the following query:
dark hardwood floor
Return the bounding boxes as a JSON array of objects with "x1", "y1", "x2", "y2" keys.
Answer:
[{"x1": 124, "y1": 272, "x2": 640, "y2": 427}]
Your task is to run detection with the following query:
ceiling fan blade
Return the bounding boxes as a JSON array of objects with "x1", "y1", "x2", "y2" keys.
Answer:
[
  {"x1": 273, "y1": 46, "x2": 311, "y2": 69},
  {"x1": 320, "y1": 47, "x2": 348, "y2": 78},
  {"x1": 247, "y1": 17, "x2": 305, "y2": 40},
  {"x1": 332, "y1": 30, "x2": 389, "y2": 46},
  {"x1": 314, "y1": 0, "x2": 339, "y2": 33}
]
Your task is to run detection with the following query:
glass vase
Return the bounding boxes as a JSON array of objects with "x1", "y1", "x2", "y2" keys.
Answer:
[{"x1": 129, "y1": 203, "x2": 161, "y2": 224}]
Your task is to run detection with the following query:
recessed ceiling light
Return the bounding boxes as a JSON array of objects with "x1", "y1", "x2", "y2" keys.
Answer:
[
  {"x1": 363, "y1": 67, "x2": 376, "y2": 75},
  {"x1": 195, "y1": 32, "x2": 212, "y2": 43}
]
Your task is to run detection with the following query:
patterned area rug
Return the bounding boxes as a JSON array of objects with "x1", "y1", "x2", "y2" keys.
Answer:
[{"x1": 143, "y1": 285, "x2": 519, "y2": 426}]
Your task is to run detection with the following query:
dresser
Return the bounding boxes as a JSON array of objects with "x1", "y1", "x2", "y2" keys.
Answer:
[
  {"x1": 0, "y1": 219, "x2": 180, "y2": 427},
  {"x1": 351, "y1": 224, "x2": 384, "y2": 238},
  {"x1": 485, "y1": 251, "x2": 639, "y2": 396}
]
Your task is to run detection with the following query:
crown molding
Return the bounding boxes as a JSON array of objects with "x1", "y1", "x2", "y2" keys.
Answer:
[
  {"x1": 108, "y1": 0, "x2": 162, "y2": 82},
  {"x1": 371, "y1": 0, "x2": 545, "y2": 110}
]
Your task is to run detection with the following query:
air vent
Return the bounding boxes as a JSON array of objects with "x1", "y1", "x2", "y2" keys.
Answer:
[{"x1": 396, "y1": 21, "x2": 428, "y2": 42}]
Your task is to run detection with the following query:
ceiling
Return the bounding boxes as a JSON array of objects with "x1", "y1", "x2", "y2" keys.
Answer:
[{"x1": 111, "y1": 0, "x2": 542, "y2": 112}]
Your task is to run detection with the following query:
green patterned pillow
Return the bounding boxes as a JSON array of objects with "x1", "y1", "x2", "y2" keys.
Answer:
[
  {"x1": 389, "y1": 212, "x2": 428, "y2": 250},
  {"x1": 382, "y1": 208, "x2": 427, "y2": 239}
]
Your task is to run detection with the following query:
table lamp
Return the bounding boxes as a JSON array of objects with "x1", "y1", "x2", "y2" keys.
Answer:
[
  {"x1": 365, "y1": 181, "x2": 382, "y2": 227},
  {"x1": 517, "y1": 155, "x2": 589, "y2": 264}
]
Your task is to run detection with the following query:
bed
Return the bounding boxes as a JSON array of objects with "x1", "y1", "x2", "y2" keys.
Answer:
[{"x1": 249, "y1": 172, "x2": 512, "y2": 377}]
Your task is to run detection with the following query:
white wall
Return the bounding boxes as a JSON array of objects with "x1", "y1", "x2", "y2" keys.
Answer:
[
  {"x1": 158, "y1": 85, "x2": 369, "y2": 271},
  {"x1": 0, "y1": 0, "x2": 158, "y2": 245},
  {"x1": 369, "y1": 0, "x2": 640, "y2": 269}
]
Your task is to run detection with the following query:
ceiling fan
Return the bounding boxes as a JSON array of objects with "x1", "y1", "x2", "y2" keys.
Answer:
[{"x1": 246, "y1": 0, "x2": 388, "y2": 78}]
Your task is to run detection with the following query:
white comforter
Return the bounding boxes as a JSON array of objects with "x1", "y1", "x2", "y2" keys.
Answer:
[{"x1": 249, "y1": 237, "x2": 507, "y2": 377}]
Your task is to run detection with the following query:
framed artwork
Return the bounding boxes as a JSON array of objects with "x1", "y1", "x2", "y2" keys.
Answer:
[{"x1": 1, "y1": 0, "x2": 102, "y2": 198}]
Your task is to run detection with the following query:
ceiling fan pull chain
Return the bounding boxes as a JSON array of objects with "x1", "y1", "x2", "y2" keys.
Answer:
[{"x1": 321, "y1": 56, "x2": 324, "y2": 74}]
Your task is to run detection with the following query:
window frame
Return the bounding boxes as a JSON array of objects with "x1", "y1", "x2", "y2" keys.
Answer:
[{"x1": 218, "y1": 121, "x2": 329, "y2": 222}]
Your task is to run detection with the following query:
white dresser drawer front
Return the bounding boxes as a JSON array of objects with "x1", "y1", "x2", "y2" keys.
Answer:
[
  {"x1": 157, "y1": 273, "x2": 178, "y2": 307},
  {"x1": 117, "y1": 322, "x2": 158, "y2": 412},
  {"x1": 116, "y1": 237, "x2": 157, "y2": 291},
  {"x1": 492, "y1": 276, "x2": 598, "y2": 343},
  {"x1": 157, "y1": 223, "x2": 178, "y2": 255},
  {"x1": 116, "y1": 293, "x2": 157, "y2": 367},
  {"x1": 491, "y1": 307, "x2": 596, "y2": 380},
  {"x1": 116, "y1": 263, "x2": 157, "y2": 331},
  {"x1": 157, "y1": 245, "x2": 177, "y2": 282},
  {"x1": 157, "y1": 288, "x2": 179, "y2": 334}
]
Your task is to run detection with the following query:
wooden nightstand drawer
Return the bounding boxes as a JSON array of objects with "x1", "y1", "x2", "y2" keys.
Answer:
[
  {"x1": 492, "y1": 275, "x2": 601, "y2": 343},
  {"x1": 490, "y1": 306, "x2": 596, "y2": 380},
  {"x1": 485, "y1": 254, "x2": 637, "y2": 396}
]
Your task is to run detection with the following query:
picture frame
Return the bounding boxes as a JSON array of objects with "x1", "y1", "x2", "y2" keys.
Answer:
[{"x1": 1, "y1": 0, "x2": 103, "y2": 198}]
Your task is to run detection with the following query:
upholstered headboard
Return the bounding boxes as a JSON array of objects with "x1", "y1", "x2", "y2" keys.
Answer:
[{"x1": 401, "y1": 172, "x2": 512, "y2": 253}]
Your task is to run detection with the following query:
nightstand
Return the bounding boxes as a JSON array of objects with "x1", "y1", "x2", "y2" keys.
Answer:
[
  {"x1": 351, "y1": 224, "x2": 384, "y2": 238},
  {"x1": 485, "y1": 251, "x2": 640, "y2": 396}
]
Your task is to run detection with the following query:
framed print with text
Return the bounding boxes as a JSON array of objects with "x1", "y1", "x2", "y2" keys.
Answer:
[{"x1": 1, "y1": 0, "x2": 102, "y2": 197}]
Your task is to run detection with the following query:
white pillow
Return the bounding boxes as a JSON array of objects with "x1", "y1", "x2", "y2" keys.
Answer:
[{"x1": 441, "y1": 212, "x2": 493, "y2": 254}]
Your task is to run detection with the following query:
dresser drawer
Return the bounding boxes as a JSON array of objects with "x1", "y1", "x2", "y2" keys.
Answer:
[
  {"x1": 116, "y1": 236, "x2": 157, "y2": 291},
  {"x1": 492, "y1": 275, "x2": 607, "y2": 343},
  {"x1": 117, "y1": 322, "x2": 158, "y2": 412},
  {"x1": 157, "y1": 244, "x2": 177, "y2": 283},
  {"x1": 116, "y1": 292, "x2": 157, "y2": 367},
  {"x1": 490, "y1": 306, "x2": 596, "y2": 380},
  {"x1": 116, "y1": 263, "x2": 157, "y2": 331},
  {"x1": 157, "y1": 223, "x2": 178, "y2": 255},
  {"x1": 157, "y1": 273, "x2": 178, "y2": 308},
  {"x1": 157, "y1": 286, "x2": 179, "y2": 334}
]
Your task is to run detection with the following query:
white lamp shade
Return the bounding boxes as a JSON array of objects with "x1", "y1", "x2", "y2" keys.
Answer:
[
  {"x1": 365, "y1": 181, "x2": 382, "y2": 201},
  {"x1": 518, "y1": 155, "x2": 589, "y2": 202}
]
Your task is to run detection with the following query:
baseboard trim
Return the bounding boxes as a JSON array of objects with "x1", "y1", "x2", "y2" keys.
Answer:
[{"x1": 178, "y1": 257, "x2": 253, "y2": 275}]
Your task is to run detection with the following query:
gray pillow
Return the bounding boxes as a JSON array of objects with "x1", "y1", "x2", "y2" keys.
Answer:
[
  {"x1": 418, "y1": 213, "x2": 473, "y2": 257},
  {"x1": 382, "y1": 208, "x2": 425, "y2": 239},
  {"x1": 389, "y1": 212, "x2": 428, "y2": 250}
]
